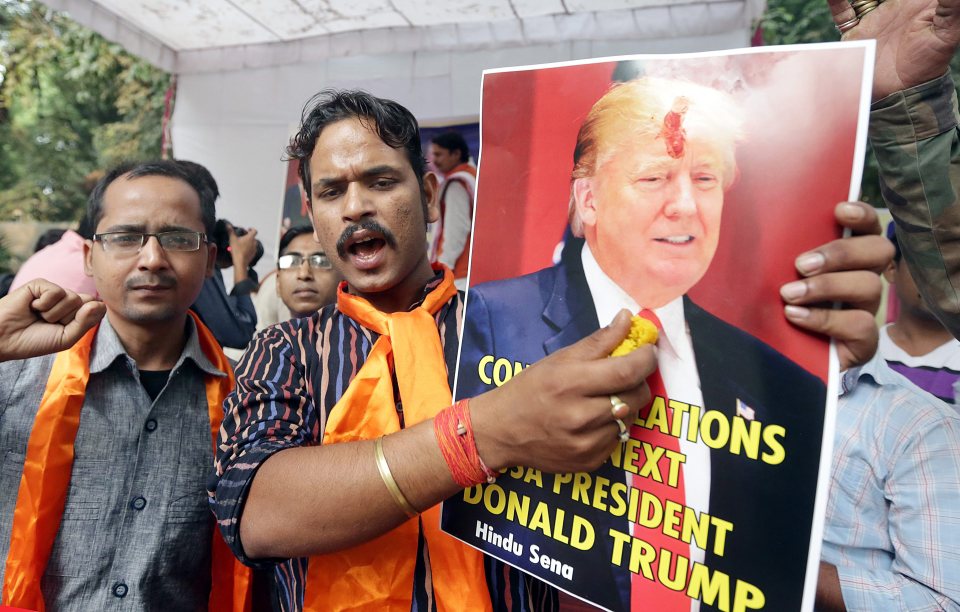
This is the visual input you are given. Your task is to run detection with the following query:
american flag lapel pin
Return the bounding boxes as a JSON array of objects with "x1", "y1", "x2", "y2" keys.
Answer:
[{"x1": 736, "y1": 398, "x2": 755, "y2": 421}]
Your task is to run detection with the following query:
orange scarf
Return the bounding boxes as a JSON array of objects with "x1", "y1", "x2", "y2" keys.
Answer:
[
  {"x1": 1, "y1": 312, "x2": 251, "y2": 612},
  {"x1": 303, "y1": 267, "x2": 490, "y2": 611}
]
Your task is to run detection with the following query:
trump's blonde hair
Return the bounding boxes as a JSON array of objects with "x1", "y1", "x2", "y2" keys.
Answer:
[{"x1": 568, "y1": 77, "x2": 745, "y2": 237}]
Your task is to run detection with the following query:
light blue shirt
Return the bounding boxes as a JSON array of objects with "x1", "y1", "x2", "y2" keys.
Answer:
[{"x1": 824, "y1": 356, "x2": 960, "y2": 610}]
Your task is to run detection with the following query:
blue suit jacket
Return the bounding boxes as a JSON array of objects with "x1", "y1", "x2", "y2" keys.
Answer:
[{"x1": 454, "y1": 246, "x2": 827, "y2": 611}]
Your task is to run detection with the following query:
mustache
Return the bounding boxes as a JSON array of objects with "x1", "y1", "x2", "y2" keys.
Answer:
[
  {"x1": 336, "y1": 220, "x2": 398, "y2": 259},
  {"x1": 125, "y1": 274, "x2": 177, "y2": 290}
]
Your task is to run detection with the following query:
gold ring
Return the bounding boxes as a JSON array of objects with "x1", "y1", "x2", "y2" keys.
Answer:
[
  {"x1": 835, "y1": 15, "x2": 859, "y2": 33},
  {"x1": 610, "y1": 395, "x2": 629, "y2": 443},
  {"x1": 851, "y1": 0, "x2": 878, "y2": 15}
]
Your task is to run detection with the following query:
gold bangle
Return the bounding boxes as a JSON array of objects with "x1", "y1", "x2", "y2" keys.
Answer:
[{"x1": 374, "y1": 436, "x2": 419, "y2": 518}]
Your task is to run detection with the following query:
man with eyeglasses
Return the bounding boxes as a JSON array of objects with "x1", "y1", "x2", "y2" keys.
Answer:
[
  {"x1": 275, "y1": 224, "x2": 342, "y2": 318},
  {"x1": 0, "y1": 160, "x2": 247, "y2": 610}
]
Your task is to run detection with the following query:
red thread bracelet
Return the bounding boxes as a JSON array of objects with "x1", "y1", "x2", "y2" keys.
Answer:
[
  {"x1": 434, "y1": 399, "x2": 501, "y2": 487},
  {"x1": 457, "y1": 399, "x2": 500, "y2": 483}
]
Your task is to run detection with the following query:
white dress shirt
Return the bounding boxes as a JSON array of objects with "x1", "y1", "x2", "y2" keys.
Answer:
[{"x1": 582, "y1": 243, "x2": 712, "y2": 605}]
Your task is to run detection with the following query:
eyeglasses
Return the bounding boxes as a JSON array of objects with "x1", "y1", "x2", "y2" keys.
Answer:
[
  {"x1": 278, "y1": 253, "x2": 332, "y2": 270},
  {"x1": 93, "y1": 231, "x2": 207, "y2": 254}
]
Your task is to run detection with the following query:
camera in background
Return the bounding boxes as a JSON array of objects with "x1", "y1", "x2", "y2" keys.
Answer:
[{"x1": 211, "y1": 219, "x2": 264, "y2": 269}]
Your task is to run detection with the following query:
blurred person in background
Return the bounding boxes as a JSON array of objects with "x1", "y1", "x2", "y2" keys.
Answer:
[
  {"x1": 11, "y1": 170, "x2": 105, "y2": 297},
  {"x1": 274, "y1": 224, "x2": 342, "y2": 318},
  {"x1": 182, "y1": 161, "x2": 261, "y2": 351},
  {"x1": 879, "y1": 222, "x2": 960, "y2": 404},
  {"x1": 10, "y1": 216, "x2": 97, "y2": 296},
  {"x1": 427, "y1": 132, "x2": 475, "y2": 290},
  {"x1": 32, "y1": 229, "x2": 67, "y2": 252},
  {"x1": 252, "y1": 268, "x2": 291, "y2": 330}
]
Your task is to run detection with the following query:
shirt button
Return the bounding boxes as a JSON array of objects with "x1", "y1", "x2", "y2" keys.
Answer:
[
  {"x1": 130, "y1": 496, "x2": 147, "y2": 511},
  {"x1": 144, "y1": 419, "x2": 158, "y2": 432},
  {"x1": 112, "y1": 582, "x2": 128, "y2": 598}
]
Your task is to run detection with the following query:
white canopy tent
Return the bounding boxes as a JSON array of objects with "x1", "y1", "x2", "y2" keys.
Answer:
[{"x1": 44, "y1": 0, "x2": 766, "y2": 271}]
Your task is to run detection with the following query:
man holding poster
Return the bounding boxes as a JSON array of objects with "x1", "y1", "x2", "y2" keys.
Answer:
[
  {"x1": 209, "y1": 77, "x2": 888, "y2": 610},
  {"x1": 450, "y1": 53, "x2": 882, "y2": 612}
]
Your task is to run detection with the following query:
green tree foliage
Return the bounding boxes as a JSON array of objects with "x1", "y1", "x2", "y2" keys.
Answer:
[
  {"x1": 0, "y1": 0, "x2": 171, "y2": 224},
  {"x1": 760, "y1": 0, "x2": 840, "y2": 46},
  {"x1": 760, "y1": 0, "x2": 960, "y2": 207}
]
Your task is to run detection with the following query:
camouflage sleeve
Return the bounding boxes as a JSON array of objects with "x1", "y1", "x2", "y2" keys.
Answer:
[{"x1": 870, "y1": 72, "x2": 960, "y2": 339}]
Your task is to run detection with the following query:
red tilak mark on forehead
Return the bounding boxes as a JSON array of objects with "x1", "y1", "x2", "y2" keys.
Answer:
[{"x1": 658, "y1": 97, "x2": 690, "y2": 159}]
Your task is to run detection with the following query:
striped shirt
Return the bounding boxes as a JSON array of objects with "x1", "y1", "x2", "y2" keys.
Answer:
[{"x1": 208, "y1": 275, "x2": 556, "y2": 611}]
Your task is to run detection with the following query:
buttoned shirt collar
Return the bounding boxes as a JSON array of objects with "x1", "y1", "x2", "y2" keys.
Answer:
[
  {"x1": 840, "y1": 348, "x2": 898, "y2": 396},
  {"x1": 89, "y1": 313, "x2": 227, "y2": 378},
  {"x1": 840, "y1": 351, "x2": 908, "y2": 397}
]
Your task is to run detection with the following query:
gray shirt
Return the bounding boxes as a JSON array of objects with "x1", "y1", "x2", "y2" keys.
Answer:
[{"x1": 0, "y1": 315, "x2": 227, "y2": 611}]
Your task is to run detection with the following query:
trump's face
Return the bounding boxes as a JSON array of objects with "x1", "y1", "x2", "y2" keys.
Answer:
[{"x1": 575, "y1": 136, "x2": 728, "y2": 309}]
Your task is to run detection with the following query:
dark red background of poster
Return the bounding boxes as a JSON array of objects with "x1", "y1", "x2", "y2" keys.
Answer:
[{"x1": 469, "y1": 48, "x2": 869, "y2": 380}]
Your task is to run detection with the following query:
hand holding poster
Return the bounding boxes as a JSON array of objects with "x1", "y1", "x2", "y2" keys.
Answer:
[{"x1": 442, "y1": 42, "x2": 875, "y2": 612}]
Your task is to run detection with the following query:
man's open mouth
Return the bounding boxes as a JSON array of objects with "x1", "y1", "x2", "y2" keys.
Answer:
[
  {"x1": 340, "y1": 228, "x2": 390, "y2": 270},
  {"x1": 336, "y1": 220, "x2": 399, "y2": 271},
  {"x1": 348, "y1": 234, "x2": 387, "y2": 258}
]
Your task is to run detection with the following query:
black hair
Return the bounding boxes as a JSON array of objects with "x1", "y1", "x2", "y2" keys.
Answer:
[
  {"x1": 76, "y1": 213, "x2": 94, "y2": 240},
  {"x1": 285, "y1": 90, "x2": 426, "y2": 201},
  {"x1": 176, "y1": 159, "x2": 220, "y2": 207},
  {"x1": 85, "y1": 160, "x2": 217, "y2": 237},
  {"x1": 430, "y1": 131, "x2": 470, "y2": 164},
  {"x1": 33, "y1": 229, "x2": 66, "y2": 252},
  {"x1": 278, "y1": 224, "x2": 318, "y2": 255}
]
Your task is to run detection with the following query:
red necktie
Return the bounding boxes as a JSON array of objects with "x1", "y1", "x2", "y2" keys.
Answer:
[{"x1": 630, "y1": 309, "x2": 689, "y2": 611}]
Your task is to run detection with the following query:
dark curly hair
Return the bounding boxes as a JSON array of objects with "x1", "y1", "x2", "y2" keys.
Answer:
[{"x1": 285, "y1": 90, "x2": 426, "y2": 203}]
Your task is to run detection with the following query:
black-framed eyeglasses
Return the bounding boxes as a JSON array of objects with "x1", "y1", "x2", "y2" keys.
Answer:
[
  {"x1": 93, "y1": 231, "x2": 207, "y2": 254},
  {"x1": 278, "y1": 253, "x2": 332, "y2": 270}
]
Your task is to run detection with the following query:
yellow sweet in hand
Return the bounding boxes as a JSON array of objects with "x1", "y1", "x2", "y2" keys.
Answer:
[{"x1": 610, "y1": 315, "x2": 658, "y2": 357}]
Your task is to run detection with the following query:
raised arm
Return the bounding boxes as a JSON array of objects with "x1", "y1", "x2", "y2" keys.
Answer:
[
  {"x1": 0, "y1": 278, "x2": 105, "y2": 362},
  {"x1": 829, "y1": 0, "x2": 960, "y2": 338}
]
